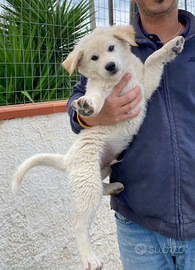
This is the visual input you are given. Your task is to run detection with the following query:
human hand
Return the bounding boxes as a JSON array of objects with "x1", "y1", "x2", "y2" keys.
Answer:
[{"x1": 79, "y1": 73, "x2": 142, "y2": 126}]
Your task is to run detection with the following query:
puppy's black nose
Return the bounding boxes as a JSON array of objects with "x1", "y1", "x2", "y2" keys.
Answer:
[{"x1": 105, "y1": 62, "x2": 116, "y2": 72}]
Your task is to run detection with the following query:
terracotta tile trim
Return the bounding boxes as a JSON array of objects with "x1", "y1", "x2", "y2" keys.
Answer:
[{"x1": 0, "y1": 100, "x2": 68, "y2": 120}]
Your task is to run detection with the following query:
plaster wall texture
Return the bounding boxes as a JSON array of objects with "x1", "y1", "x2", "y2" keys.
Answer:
[{"x1": 0, "y1": 112, "x2": 122, "y2": 270}]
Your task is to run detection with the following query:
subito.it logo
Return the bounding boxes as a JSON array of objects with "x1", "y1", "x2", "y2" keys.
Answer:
[{"x1": 135, "y1": 243, "x2": 147, "y2": 255}]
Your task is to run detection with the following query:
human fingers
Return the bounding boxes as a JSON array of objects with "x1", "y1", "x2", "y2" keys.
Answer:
[
  {"x1": 102, "y1": 92, "x2": 142, "y2": 125},
  {"x1": 111, "y1": 73, "x2": 132, "y2": 97},
  {"x1": 118, "y1": 107, "x2": 141, "y2": 122},
  {"x1": 117, "y1": 86, "x2": 141, "y2": 108},
  {"x1": 120, "y1": 91, "x2": 142, "y2": 114},
  {"x1": 111, "y1": 93, "x2": 142, "y2": 124},
  {"x1": 102, "y1": 86, "x2": 141, "y2": 123}
]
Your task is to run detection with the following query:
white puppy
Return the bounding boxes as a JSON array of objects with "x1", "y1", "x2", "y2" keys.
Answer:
[{"x1": 12, "y1": 26, "x2": 184, "y2": 270}]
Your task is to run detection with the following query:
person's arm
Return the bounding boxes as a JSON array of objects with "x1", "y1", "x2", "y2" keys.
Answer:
[
  {"x1": 67, "y1": 73, "x2": 142, "y2": 133},
  {"x1": 67, "y1": 75, "x2": 88, "y2": 134}
]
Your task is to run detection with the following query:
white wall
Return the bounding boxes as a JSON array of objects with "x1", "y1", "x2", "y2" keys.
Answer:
[{"x1": 0, "y1": 112, "x2": 122, "y2": 270}]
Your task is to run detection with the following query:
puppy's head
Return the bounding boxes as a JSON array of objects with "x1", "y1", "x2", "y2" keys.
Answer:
[{"x1": 62, "y1": 25, "x2": 137, "y2": 80}]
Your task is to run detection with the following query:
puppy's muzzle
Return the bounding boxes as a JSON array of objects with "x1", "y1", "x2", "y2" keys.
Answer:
[{"x1": 105, "y1": 62, "x2": 118, "y2": 75}]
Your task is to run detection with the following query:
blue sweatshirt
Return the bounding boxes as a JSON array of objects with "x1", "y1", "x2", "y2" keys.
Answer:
[{"x1": 67, "y1": 10, "x2": 195, "y2": 241}]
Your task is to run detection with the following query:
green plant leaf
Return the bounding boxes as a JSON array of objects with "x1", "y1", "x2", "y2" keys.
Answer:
[
  {"x1": 21, "y1": 91, "x2": 34, "y2": 103},
  {"x1": 0, "y1": 0, "x2": 93, "y2": 105}
]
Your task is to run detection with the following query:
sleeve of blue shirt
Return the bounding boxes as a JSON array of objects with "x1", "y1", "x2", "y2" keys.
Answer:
[{"x1": 67, "y1": 75, "x2": 88, "y2": 134}]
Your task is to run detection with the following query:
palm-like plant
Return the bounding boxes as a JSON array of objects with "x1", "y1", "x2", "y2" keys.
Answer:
[
  {"x1": 0, "y1": 0, "x2": 93, "y2": 105},
  {"x1": 0, "y1": 17, "x2": 66, "y2": 104}
]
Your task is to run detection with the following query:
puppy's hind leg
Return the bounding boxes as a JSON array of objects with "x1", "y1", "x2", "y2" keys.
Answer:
[
  {"x1": 69, "y1": 162, "x2": 103, "y2": 270},
  {"x1": 101, "y1": 166, "x2": 124, "y2": 196},
  {"x1": 103, "y1": 182, "x2": 124, "y2": 196}
]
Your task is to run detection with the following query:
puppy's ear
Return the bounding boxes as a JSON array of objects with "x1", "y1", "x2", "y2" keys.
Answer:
[
  {"x1": 112, "y1": 26, "x2": 138, "y2": 47},
  {"x1": 62, "y1": 49, "x2": 83, "y2": 75}
]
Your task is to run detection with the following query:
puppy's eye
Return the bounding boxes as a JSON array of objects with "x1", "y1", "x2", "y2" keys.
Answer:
[
  {"x1": 109, "y1": 46, "x2": 114, "y2": 52},
  {"x1": 91, "y1": 55, "x2": 98, "y2": 61}
]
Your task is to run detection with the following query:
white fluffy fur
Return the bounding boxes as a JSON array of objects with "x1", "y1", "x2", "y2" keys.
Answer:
[{"x1": 12, "y1": 26, "x2": 184, "y2": 270}]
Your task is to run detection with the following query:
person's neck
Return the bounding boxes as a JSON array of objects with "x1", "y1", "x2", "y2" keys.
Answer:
[{"x1": 140, "y1": 11, "x2": 183, "y2": 44}]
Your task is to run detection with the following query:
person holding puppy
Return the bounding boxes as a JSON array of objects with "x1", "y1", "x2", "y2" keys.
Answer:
[{"x1": 67, "y1": 0, "x2": 195, "y2": 269}]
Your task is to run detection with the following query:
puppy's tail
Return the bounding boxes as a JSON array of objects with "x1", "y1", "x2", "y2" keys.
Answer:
[{"x1": 12, "y1": 154, "x2": 66, "y2": 195}]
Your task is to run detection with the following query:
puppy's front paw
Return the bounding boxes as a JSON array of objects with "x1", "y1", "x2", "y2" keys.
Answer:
[
  {"x1": 164, "y1": 36, "x2": 184, "y2": 60},
  {"x1": 71, "y1": 97, "x2": 96, "y2": 116}
]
